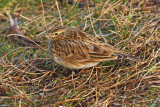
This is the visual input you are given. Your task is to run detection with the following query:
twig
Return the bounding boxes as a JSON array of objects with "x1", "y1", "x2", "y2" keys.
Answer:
[{"x1": 55, "y1": 0, "x2": 63, "y2": 26}]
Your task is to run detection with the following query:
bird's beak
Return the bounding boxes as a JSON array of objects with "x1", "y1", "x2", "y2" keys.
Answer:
[
  {"x1": 45, "y1": 32, "x2": 50, "y2": 39},
  {"x1": 45, "y1": 33, "x2": 49, "y2": 38}
]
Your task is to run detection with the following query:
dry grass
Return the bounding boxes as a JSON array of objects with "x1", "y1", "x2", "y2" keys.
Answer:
[{"x1": 0, "y1": 0, "x2": 160, "y2": 106}]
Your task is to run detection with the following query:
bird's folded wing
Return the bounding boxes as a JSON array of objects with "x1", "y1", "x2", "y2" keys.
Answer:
[{"x1": 53, "y1": 39, "x2": 117, "y2": 63}]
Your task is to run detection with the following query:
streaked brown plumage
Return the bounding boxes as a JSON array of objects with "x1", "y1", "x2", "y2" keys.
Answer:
[{"x1": 47, "y1": 27, "x2": 136, "y2": 69}]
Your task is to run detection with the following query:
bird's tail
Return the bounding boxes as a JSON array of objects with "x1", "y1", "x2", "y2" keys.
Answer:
[
  {"x1": 117, "y1": 54, "x2": 138, "y2": 61},
  {"x1": 126, "y1": 55, "x2": 138, "y2": 61}
]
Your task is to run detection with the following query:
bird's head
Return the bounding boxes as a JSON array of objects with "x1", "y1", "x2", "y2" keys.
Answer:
[{"x1": 46, "y1": 27, "x2": 66, "y2": 40}]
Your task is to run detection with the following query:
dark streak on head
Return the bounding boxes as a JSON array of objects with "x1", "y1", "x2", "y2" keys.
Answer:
[{"x1": 48, "y1": 26, "x2": 65, "y2": 33}]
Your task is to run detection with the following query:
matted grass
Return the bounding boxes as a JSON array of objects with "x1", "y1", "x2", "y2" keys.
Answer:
[{"x1": 0, "y1": 0, "x2": 160, "y2": 106}]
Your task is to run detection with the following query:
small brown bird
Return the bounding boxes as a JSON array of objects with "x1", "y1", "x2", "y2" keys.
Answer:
[{"x1": 47, "y1": 27, "x2": 136, "y2": 69}]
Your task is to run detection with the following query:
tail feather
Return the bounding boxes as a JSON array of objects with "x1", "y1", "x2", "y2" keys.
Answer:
[
  {"x1": 117, "y1": 54, "x2": 138, "y2": 61},
  {"x1": 126, "y1": 56, "x2": 138, "y2": 61}
]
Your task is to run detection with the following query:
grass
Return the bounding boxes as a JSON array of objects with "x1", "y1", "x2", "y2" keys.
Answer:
[{"x1": 0, "y1": 0, "x2": 160, "y2": 106}]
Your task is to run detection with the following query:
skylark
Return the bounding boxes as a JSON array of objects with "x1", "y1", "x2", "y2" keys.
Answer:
[{"x1": 47, "y1": 27, "x2": 136, "y2": 69}]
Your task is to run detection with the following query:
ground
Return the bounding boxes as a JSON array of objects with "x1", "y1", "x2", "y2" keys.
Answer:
[{"x1": 0, "y1": 0, "x2": 160, "y2": 106}]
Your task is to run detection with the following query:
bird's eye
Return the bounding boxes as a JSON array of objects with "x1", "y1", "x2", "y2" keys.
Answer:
[{"x1": 54, "y1": 33, "x2": 58, "y2": 36}]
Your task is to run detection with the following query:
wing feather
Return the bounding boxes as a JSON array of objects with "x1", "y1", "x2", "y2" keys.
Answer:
[
  {"x1": 52, "y1": 38, "x2": 119, "y2": 63},
  {"x1": 52, "y1": 40, "x2": 90, "y2": 62}
]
